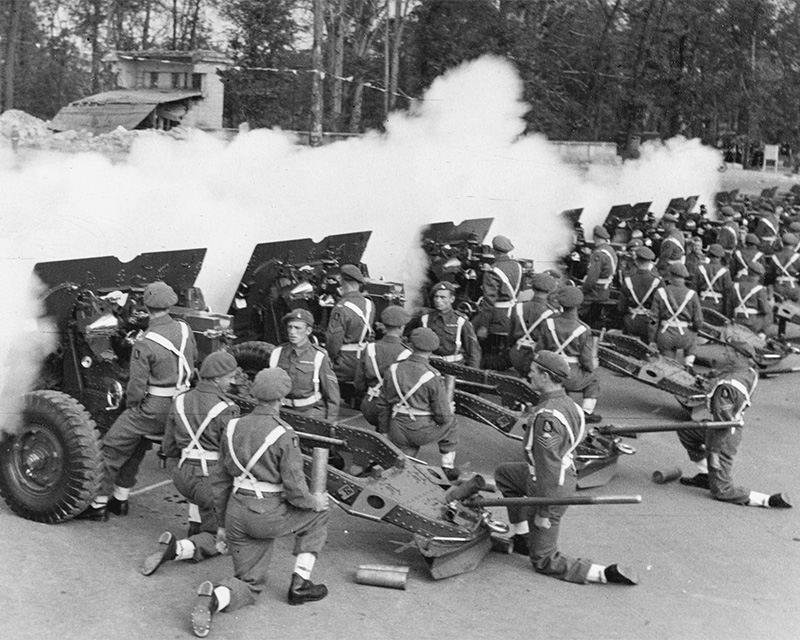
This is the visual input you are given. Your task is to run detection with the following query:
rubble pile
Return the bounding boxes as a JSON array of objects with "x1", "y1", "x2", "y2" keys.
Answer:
[{"x1": 0, "y1": 109, "x2": 50, "y2": 139}]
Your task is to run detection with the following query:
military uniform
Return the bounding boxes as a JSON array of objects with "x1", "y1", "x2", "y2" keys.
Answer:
[
  {"x1": 421, "y1": 307, "x2": 481, "y2": 368},
  {"x1": 648, "y1": 266, "x2": 703, "y2": 362},
  {"x1": 732, "y1": 235, "x2": 765, "y2": 279},
  {"x1": 695, "y1": 251, "x2": 733, "y2": 314},
  {"x1": 100, "y1": 304, "x2": 198, "y2": 500},
  {"x1": 162, "y1": 378, "x2": 240, "y2": 559},
  {"x1": 768, "y1": 237, "x2": 800, "y2": 302},
  {"x1": 618, "y1": 253, "x2": 662, "y2": 343},
  {"x1": 508, "y1": 297, "x2": 556, "y2": 376},
  {"x1": 473, "y1": 236, "x2": 523, "y2": 336},
  {"x1": 353, "y1": 334, "x2": 411, "y2": 427},
  {"x1": 270, "y1": 341, "x2": 340, "y2": 421},
  {"x1": 728, "y1": 271, "x2": 772, "y2": 335},
  {"x1": 656, "y1": 228, "x2": 686, "y2": 274},
  {"x1": 581, "y1": 226, "x2": 617, "y2": 329},
  {"x1": 325, "y1": 289, "x2": 375, "y2": 383}
]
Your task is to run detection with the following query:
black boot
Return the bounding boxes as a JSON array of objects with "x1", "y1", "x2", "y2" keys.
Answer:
[
  {"x1": 74, "y1": 504, "x2": 108, "y2": 522},
  {"x1": 107, "y1": 496, "x2": 129, "y2": 516},
  {"x1": 604, "y1": 564, "x2": 639, "y2": 585},
  {"x1": 191, "y1": 581, "x2": 217, "y2": 638},
  {"x1": 584, "y1": 413, "x2": 602, "y2": 424},
  {"x1": 141, "y1": 532, "x2": 178, "y2": 576},
  {"x1": 187, "y1": 522, "x2": 202, "y2": 538},
  {"x1": 288, "y1": 573, "x2": 328, "y2": 605},
  {"x1": 442, "y1": 467, "x2": 461, "y2": 482},
  {"x1": 679, "y1": 473, "x2": 710, "y2": 489},
  {"x1": 512, "y1": 534, "x2": 530, "y2": 556},
  {"x1": 768, "y1": 493, "x2": 793, "y2": 508}
]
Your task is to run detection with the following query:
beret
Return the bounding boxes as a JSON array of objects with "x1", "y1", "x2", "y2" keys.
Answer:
[
  {"x1": 708, "y1": 244, "x2": 725, "y2": 258},
  {"x1": 200, "y1": 351, "x2": 238, "y2": 378},
  {"x1": 782, "y1": 233, "x2": 798, "y2": 246},
  {"x1": 252, "y1": 368, "x2": 292, "y2": 402},
  {"x1": 555, "y1": 285, "x2": 583, "y2": 308},
  {"x1": 662, "y1": 212, "x2": 679, "y2": 223},
  {"x1": 669, "y1": 263, "x2": 690, "y2": 278},
  {"x1": 748, "y1": 261, "x2": 765, "y2": 275},
  {"x1": 745, "y1": 233, "x2": 759, "y2": 245},
  {"x1": 720, "y1": 206, "x2": 735, "y2": 217},
  {"x1": 283, "y1": 308, "x2": 315, "y2": 326},
  {"x1": 530, "y1": 272, "x2": 557, "y2": 292},
  {"x1": 627, "y1": 238, "x2": 644, "y2": 250},
  {"x1": 380, "y1": 305, "x2": 411, "y2": 327},
  {"x1": 593, "y1": 225, "x2": 610, "y2": 239},
  {"x1": 409, "y1": 327, "x2": 440, "y2": 352},
  {"x1": 533, "y1": 350, "x2": 570, "y2": 380},
  {"x1": 635, "y1": 246, "x2": 655, "y2": 261},
  {"x1": 789, "y1": 221, "x2": 800, "y2": 232},
  {"x1": 143, "y1": 281, "x2": 178, "y2": 309},
  {"x1": 684, "y1": 220, "x2": 697, "y2": 229},
  {"x1": 340, "y1": 264, "x2": 365, "y2": 284},
  {"x1": 492, "y1": 235, "x2": 514, "y2": 252},
  {"x1": 431, "y1": 281, "x2": 457, "y2": 294}
]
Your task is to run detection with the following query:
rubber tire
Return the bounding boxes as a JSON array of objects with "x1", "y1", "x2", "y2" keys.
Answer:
[
  {"x1": 0, "y1": 390, "x2": 103, "y2": 523},
  {"x1": 230, "y1": 341, "x2": 276, "y2": 378}
]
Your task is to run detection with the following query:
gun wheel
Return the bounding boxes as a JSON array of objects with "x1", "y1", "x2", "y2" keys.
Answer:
[
  {"x1": 230, "y1": 341, "x2": 276, "y2": 379},
  {"x1": 0, "y1": 391, "x2": 103, "y2": 523}
]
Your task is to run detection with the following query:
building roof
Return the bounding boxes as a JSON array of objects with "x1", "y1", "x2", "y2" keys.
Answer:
[
  {"x1": 107, "y1": 50, "x2": 232, "y2": 65},
  {"x1": 50, "y1": 90, "x2": 202, "y2": 134}
]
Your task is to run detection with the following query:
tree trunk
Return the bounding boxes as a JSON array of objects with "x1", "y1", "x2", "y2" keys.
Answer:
[
  {"x1": 3, "y1": 0, "x2": 22, "y2": 110},
  {"x1": 349, "y1": 79, "x2": 364, "y2": 133},
  {"x1": 189, "y1": 0, "x2": 202, "y2": 50},
  {"x1": 311, "y1": 0, "x2": 325, "y2": 144},
  {"x1": 142, "y1": 0, "x2": 152, "y2": 49},
  {"x1": 332, "y1": 12, "x2": 345, "y2": 131},
  {"x1": 388, "y1": 0, "x2": 408, "y2": 111}
]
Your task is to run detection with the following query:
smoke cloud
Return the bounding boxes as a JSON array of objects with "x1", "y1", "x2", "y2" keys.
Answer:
[{"x1": 0, "y1": 55, "x2": 721, "y2": 435}]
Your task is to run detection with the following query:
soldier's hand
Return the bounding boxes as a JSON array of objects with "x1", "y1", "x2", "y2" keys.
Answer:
[
  {"x1": 215, "y1": 527, "x2": 228, "y2": 554},
  {"x1": 310, "y1": 492, "x2": 330, "y2": 512}
]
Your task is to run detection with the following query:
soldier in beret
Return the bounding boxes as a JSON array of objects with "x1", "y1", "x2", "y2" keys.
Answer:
[
  {"x1": 378, "y1": 327, "x2": 460, "y2": 481},
  {"x1": 769, "y1": 233, "x2": 800, "y2": 302},
  {"x1": 271, "y1": 309, "x2": 340, "y2": 421},
  {"x1": 695, "y1": 244, "x2": 733, "y2": 315},
  {"x1": 534, "y1": 286, "x2": 602, "y2": 423},
  {"x1": 656, "y1": 213, "x2": 686, "y2": 276},
  {"x1": 143, "y1": 351, "x2": 241, "y2": 576},
  {"x1": 418, "y1": 281, "x2": 481, "y2": 368},
  {"x1": 582, "y1": 225, "x2": 617, "y2": 329},
  {"x1": 618, "y1": 246, "x2": 662, "y2": 343},
  {"x1": 715, "y1": 206, "x2": 740, "y2": 256},
  {"x1": 191, "y1": 368, "x2": 330, "y2": 637},
  {"x1": 354, "y1": 305, "x2": 413, "y2": 427},
  {"x1": 325, "y1": 263, "x2": 375, "y2": 385},
  {"x1": 732, "y1": 233, "x2": 765, "y2": 280},
  {"x1": 508, "y1": 273, "x2": 558, "y2": 376},
  {"x1": 728, "y1": 262, "x2": 772, "y2": 337},
  {"x1": 79, "y1": 281, "x2": 198, "y2": 520},
  {"x1": 648, "y1": 263, "x2": 703, "y2": 370},
  {"x1": 494, "y1": 351, "x2": 638, "y2": 586}
]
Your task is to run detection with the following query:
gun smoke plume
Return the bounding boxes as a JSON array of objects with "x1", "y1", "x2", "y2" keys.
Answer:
[{"x1": 0, "y1": 55, "x2": 721, "y2": 435}]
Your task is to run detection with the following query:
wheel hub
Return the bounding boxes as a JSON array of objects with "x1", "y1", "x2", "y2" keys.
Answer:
[{"x1": 15, "y1": 426, "x2": 64, "y2": 492}]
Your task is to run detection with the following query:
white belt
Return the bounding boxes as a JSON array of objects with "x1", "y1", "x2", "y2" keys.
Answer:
[
  {"x1": 437, "y1": 353, "x2": 464, "y2": 363},
  {"x1": 776, "y1": 276, "x2": 797, "y2": 286},
  {"x1": 735, "y1": 307, "x2": 757, "y2": 317},
  {"x1": 662, "y1": 319, "x2": 689, "y2": 334},
  {"x1": 282, "y1": 393, "x2": 322, "y2": 408},
  {"x1": 596, "y1": 277, "x2": 612, "y2": 288},
  {"x1": 762, "y1": 236, "x2": 776, "y2": 243},
  {"x1": 700, "y1": 291, "x2": 723, "y2": 301},
  {"x1": 562, "y1": 355, "x2": 579, "y2": 364},
  {"x1": 233, "y1": 477, "x2": 284, "y2": 496},
  {"x1": 668, "y1": 257, "x2": 686, "y2": 265},
  {"x1": 341, "y1": 344, "x2": 366, "y2": 354},
  {"x1": 392, "y1": 407, "x2": 433, "y2": 418},
  {"x1": 629, "y1": 308, "x2": 649, "y2": 317},
  {"x1": 494, "y1": 301, "x2": 515, "y2": 308},
  {"x1": 515, "y1": 338, "x2": 536, "y2": 349},
  {"x1": 147, "y1": 385, "x2": 181, "y2": 397},
  {"x1": 179, "y1": 449, "x2": 220, "y2": 476}
]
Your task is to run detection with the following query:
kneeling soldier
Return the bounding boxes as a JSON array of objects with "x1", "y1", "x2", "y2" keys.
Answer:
[
  {"x1": 648, "y1": 263, "x2": 703, "y2": 370},
  {"x1": 191, "y1": 368, "x2": 330, "y2": 637}
]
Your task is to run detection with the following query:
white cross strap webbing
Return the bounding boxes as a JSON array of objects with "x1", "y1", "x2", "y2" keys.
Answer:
[
  {"x1": 514, "y1": 304, "x2": 554, "y2": 349},
  {"x1": 144, "y1": 321, "x2": 192, "y2": 393},
  {"x1": 389, "y1": 364, "x2": 435, "y2": 419},
  {"x1": 657, "y1": 288, "x2": 694, "y2": 334},
  {"x1": 176, "y1": 394, "x2": 229, "y2": 476},
  {"x1": 227, "y1": 419, "x2": 286, "y2": 498}
]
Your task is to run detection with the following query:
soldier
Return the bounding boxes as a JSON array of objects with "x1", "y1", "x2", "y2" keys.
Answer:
[
  {"x1": 618, "y1": 246, "x2": 662, "y2": 344},
  {"x1": 768, "y1": 232, "x2": 800, "y2": 302},
  {"x1": 353, "y1": 305, "x2": 412, "y2": 427},
  {"x1": 142, "y1": 351, "x2": 240, "y2": 576},
  {"x1": 753, "y1": 208, "x2": 781, "y2": 253},
  {"x1": 728, "y1": 262, "x2": 772, "y2": 337},
  {"x1": 656, "y1": 212, "x2": 685, "y2": 275},
  {"x1": 420, "y1": 281, "x2": 481, "y2": 368},
  {"x1": 732, "y1": 233, "x2": 765, "y2": 279},
  {"x1": 582, "y1": 225, "x2": 617, "y2": 329},
  {"x1": 508, "y1": 272, "x2": 558, "y2": 376},
  {"x1": 715, "y1": 206, "x2": 740, "y2": 257},
  {"x1": 472, "y1": 234, "x2": 523, "y2": 343},
  {"x1": 191, "y1": 368, "x2": 330, "y2": 638},
  {"x1": 271, "y1": 309, "x2": 340, "y2": 421},
  {"x1": 79, "y1": 281, "x2": 197, "y2": 520},
  {"x1": 695, "y1": 244, "x2": 733, "y2": 315},
  {"x1": 676, "y1": 367, "x2": 792, "y2": 509},
  {"x1": 534, "y1": 286, "x2": 602, "y2": 424},
  {"x1": 325, "y1": 263, "x2": 375, "y2": 384},
  {"x1": 648, "y1": 263, "x2": 703, "y2": 370},
  {"x1": 494, "y1": 351, "x2": 638, "y2": 586},
  {"x1": 378, "y1": 327, "x2": 460, "y2": 481}
]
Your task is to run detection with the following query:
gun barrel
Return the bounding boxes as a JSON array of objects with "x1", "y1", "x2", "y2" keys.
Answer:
[
  {"x1": 598, "y1": 421, "x2": 740, "y2": 435},
  {"x1": 470, "y1": 495, "x2": 642, "y2": 508},
  {"x1": 759, "y1": 366, "x2": 800, "y2": 376}
]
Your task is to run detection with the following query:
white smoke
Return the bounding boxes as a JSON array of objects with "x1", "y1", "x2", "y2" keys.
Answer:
[{"x1": 0, "y1": 55, "x2": 722, "y2": 435}]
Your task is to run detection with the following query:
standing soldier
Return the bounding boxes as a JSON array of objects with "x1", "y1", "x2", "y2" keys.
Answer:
[
  {"x1": 728, "y1": 262, "x2": 772, "y2": 337},
  {"x1": 769, "y1": 233, "x2": 800, "y2": 302},
  {"x1": 325, "y1": 264, "x2": 374, "y2": 385},
  {"x1": 695, "y1": 244, "x2": 733, "y2": 315},
  {"x1": 378, "y1": 328, "x2": 460, "y2": 481},
  {"x1": 472, "y1": 235, "x2": 523, "y2": 366},
  {"x1": 648, "y1": 263, "x2": 704, "y2": 370},
  {"x1": 534, "y1": 286, "x2": 602, "y2": 424},
  {"x1": 493, "y1": 351, "x2": 638, "y2": 586},
  {"x1": 732, "y1": 233, "x2": 765, "y2": 279},
  {"x1": 271, "y1": 309, "x2": 340, "y2": 421},
  {"x1": 715, "y1": 206, "x2": 740, "y2": 258},
  {"x1": 582, "y1": 225, "x2": 617, "y2": 329},
  {"x1": 656, "y1": 213, "x2": 686, "y2": 275},
  {"x1": 618, "y1": 246, "x2": 662, "y2": 343},
  {"x1": 191, "y1": 368, "x2": 329, "y2": 638},
  {"x1": 142, "y1": 351, "x2": 240, "y2": 576},
  {"x1": 353, "y1": 305, "x2": 412, "y2": 427},
  {"x1": 420, "y1": 281, "x2": 481, "y2": 368},
  {"x1": 753, "y1": 208, "x2": 781, "y2": 253},
  {"x1": 79, "y1": 281, "x2": 197, "y2": 520},
  {"x1": 508, "y1": 273, "x2": 558, "y2": 376}
]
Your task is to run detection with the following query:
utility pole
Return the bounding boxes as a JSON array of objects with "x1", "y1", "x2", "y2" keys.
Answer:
[{"x1": 310, "y1": 0, "x2": 325, "y2": 146}]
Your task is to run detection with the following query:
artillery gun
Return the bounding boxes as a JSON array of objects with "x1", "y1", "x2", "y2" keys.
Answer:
[{"x1": 0, "y1": 250, "x2": 235, "y2": 523}]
